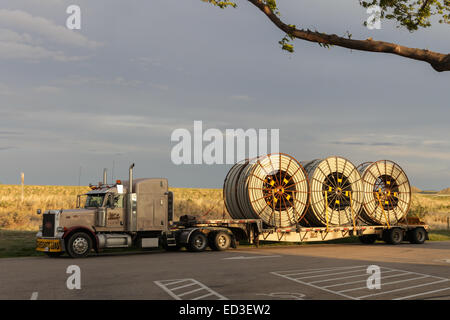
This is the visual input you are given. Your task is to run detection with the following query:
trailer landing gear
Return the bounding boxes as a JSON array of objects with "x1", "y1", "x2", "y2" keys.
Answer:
[{"x1": 358, "y1": 234, "x2": 377, "y2": 244}]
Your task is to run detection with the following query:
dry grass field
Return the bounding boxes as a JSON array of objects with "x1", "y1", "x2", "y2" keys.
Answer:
[
  {"x1": 409, "y1": 193, "x2": 450, "y2": 229},
  {"x1": 0, "y1": 185, "x2": 449, "y2": 231}
]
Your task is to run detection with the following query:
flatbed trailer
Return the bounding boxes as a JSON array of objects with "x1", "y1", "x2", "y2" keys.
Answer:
[{"x1": 168, "y1": 217, "x2": 430, "y2": 251}]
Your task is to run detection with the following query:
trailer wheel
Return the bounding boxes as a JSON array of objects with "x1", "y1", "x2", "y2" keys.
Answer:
[
  {"x1": 210, "y1": 232, "x2": 231, "y2": 251},
  {"x1": 358, "y1": 235, "x2": 377, "y2": 244},
  {"x1": 385, "y1": 228, "x2": 403, "y2": 245},
  {"x1": 187, "y1": 231, "x2": 208, "y2": 252},
  {"x1": 408, "y1": 227, "x2": 426, "y2": 244},
  {"x1": 66, "y1": 232, "x2": 92, "y2": 258}
]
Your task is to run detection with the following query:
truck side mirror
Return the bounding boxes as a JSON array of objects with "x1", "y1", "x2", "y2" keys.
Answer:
[
  {"x1": 108, "y1": 194, "x2": 115, "y2": 208},
  {"x1": 37, "y1": 209, "x2": 41, "y2": 215}
]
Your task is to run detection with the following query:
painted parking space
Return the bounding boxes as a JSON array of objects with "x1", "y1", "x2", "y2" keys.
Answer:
[
  {"x1": 154, "y1": 278, "x2": 228, "y2": 300},
  {"x1": 272, "y1": 265, "x2": 450, "y2": 300}
]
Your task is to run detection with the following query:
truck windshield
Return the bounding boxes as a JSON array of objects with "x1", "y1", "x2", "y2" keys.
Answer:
[{"x1": 85, "y1": 194, "x2": 105, "y2": 208}]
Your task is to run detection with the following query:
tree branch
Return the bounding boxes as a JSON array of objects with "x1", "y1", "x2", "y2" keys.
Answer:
[{"x1": 247, "y1": 0, "x2": 450, "y2": 72}]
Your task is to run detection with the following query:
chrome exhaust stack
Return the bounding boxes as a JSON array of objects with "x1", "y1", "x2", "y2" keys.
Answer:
[
  {"x1": 103, "y1": 168, "x2": 107, "y2": 185},
  {"x1": 129, "y1": 163, "x2": 135, "y2": 193},
  {"x1": 127, "y1": 163, "x2": 137, "y2": 231}
]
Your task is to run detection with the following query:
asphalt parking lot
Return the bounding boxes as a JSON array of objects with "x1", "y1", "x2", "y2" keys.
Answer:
[{"x1": 0, "y1": 241, "x2": 449, "y2": 300}]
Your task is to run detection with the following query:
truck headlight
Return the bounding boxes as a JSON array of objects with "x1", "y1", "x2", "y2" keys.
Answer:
[{"x1": 57, "y1": 227, "x2": 65, "y2": 232}]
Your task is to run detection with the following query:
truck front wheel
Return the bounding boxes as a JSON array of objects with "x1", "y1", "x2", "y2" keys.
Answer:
[
  {"x1": 66, "y1": 232, "x2": 92, "y2": 258},
  {"x1": 187, "y1": 231, "x2": 208, "y2": 252}
]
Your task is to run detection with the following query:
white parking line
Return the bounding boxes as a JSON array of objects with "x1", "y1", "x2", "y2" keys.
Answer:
[
  {"x1": 223, "y1": 255, "x2": 281, "y2": 260},
  {"x1": 394, "y1": 287, "x2": 450, "y2": 300},
  {"x1": 171, "y1": 282, "x2": 197, "y2": 291},
  {"x1": 280, "y1": 265, "x2": 366, "y2": 277},
  {"x1": 272, "y1": 265, "x2": 450, "y2": 300},
  {"x1": 272, "y1": 272, "x2": 358, "y2": 300},
  {"x1": 295, "y1": 267, "x2": 368, "y2": 280},
  {"x1": 321, "y1": 272, "x2": 412, "y2": 288},
  {"x1": 338, "y1": 276, "x2": 429, "y2": 293},
  {"x1": 154, "y1": 278, "x2": 228, "y2": 300},
  {"x1": 356, "y1": 279, "x2": 450, "y2": 299},
  {"x1": 309, "y1": 269, "x2": 395, "y2": 284},
  {"x1": 178, "y1": 287, "x2": 205, "y2": 297},
  {"x1": 316, "y1": 271, "x2": 395, "y2": 288}
]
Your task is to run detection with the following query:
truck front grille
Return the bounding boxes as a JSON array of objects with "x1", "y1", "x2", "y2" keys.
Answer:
[{"x1": 42, "y1": 213, "x2": 55, "y2": 237}]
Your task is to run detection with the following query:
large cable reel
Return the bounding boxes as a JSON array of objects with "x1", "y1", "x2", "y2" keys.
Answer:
[
  {"x1": 358, "y1": 160, "x2": 411, "y2": 226},
  {"x1": 302, "y1": 156, "x2": 363, "y2": 227},
  {"x1": 223, "y1": 153, "x2": 310, "y2": 228}
]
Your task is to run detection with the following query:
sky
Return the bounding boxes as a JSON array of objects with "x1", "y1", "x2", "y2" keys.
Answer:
[{"x1": 0, "y1": 0, "x2": 449, "y2": 190}]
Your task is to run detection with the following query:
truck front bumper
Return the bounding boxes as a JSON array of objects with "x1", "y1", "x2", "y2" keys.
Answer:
[{"x1": 36, "y1": 231, "x2": 65, "y2": 253}]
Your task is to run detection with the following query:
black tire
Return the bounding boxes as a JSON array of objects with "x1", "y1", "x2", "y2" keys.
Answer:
[
  {"x1": 408, "y1": 228, "x2": 426, "y2": 244},
  {"x1": 187, "y1": 231, "x2": 208, "y2": 252},
  {"x1": 358, "y1": 235, "x2": 377, "y2": 244},
  {"x1": 385, "y1": 228, "x2": 404, "y2": 245},
  {"x1": 45, "y1": 252, "x2": 63, "y2": 258},
  {"x1": 66, "y1": 232, "x2": 93, "y2": 258},
  {"x1": 211, "y1": 232, "x2": 231, "y2": 251},
  {"x1": 208, "y1": 232, "x2": 218, "y2": 251}
]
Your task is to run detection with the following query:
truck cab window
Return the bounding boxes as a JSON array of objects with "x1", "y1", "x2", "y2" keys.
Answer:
[
  {"x1": 114, "y1": 195, "x2": 124, "y2": 208},
  {"x1": 85, "y1": 194, "x2": 105, "y2": 208},
  {"x1": 105, "y1": 194, "x2": 123, "y2": 208}
]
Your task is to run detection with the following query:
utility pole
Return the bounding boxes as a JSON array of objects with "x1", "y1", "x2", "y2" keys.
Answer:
[
  {"x1": 78, "y1": 166, "x2": 82, "y2": 186},
  {"x1": 112, "y1": 160, "x2": 115, "y2": 183},
  {"x1": 21, "y1": 172, "x2": 24, "y2": 203}
]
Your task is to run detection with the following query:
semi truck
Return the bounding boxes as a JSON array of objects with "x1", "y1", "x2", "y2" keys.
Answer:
[{"x1": 36, "y1": 164, "x2": 429, "y2": 258}]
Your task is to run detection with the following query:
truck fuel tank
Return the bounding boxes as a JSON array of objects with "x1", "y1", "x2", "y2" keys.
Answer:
[{"x1": 97, "y1": 234, "x2": 132, "y2": 248}]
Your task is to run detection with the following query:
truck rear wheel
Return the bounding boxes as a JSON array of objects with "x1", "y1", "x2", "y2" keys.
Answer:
[
  {"x1": 66, "y1": 232, "x2": 92, "y2": 258},
  {"x1": 385, "y1": 228, "x2": 403, "y2": 245},
  {"x1": 209, "y1": 231, "x2": 231, "y2": 251},
  {"x1": 358, "y1": 235, "x2": 377, "y2": 244},
  {"x1": 408, "y1": 228, "x2": 426, "y2": 244},
  {"x1": 187, "y1": 231, "x2": 207, "y2": 252}
]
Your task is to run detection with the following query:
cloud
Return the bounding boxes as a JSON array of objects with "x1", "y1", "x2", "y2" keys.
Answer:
[
  {"x1": 149, "y1": 82, "x2": 169, "y2": 91},
  {"x1": 131, "y1": 57, "x2": 162, "y2": 68},
  {"x1": 61, "y1": 75, "x2": 143, "y2": 87},
  {"x1": 0, "y1": 9, "x2": 101, "y2": 48},
  {"x1": 0, "y1": 83, "x2": 14, "y2": 95},
  {"x1": 230, "y1": 94, "x2": 254, "y2": 101},
  {"x1": 0, "y1": 28, "x2": 34, "y2": 44},
  {"x1": 0, "y1": 146, "x2": 16, "y2": 151},
  {"x1": 0, "y1": 9, "x2": 100, "y2": 62},
  {"x1": 332, "y1": 141, "x2": 400, "y2": 147},
  {"x1": 0, "y1": 131, "x2": 23, "y2": 136},
  {"x1": 33, "y1": 85, "x2": 63, "y2": 94},
  {"x1": 0, "y1": 40, "x2": 87, "y2": 62}
]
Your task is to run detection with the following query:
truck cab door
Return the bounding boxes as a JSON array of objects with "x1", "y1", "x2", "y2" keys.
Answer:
[{"x1": 105, "y1": 194, "x2": 125, "y2": 229}]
